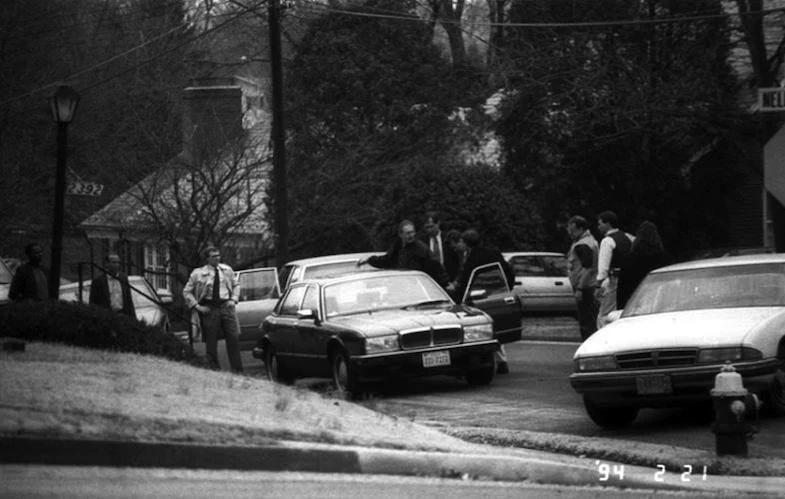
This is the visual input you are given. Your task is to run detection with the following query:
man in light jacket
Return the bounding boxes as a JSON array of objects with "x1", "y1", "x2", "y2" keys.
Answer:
[{"x1": 183, "y1": 246, "x2": 243, "y2": 373}]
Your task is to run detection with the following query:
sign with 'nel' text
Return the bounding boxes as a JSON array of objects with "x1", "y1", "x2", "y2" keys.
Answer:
[{"x1": 758, "y1": 87, "x2": 785, "y2": 111}]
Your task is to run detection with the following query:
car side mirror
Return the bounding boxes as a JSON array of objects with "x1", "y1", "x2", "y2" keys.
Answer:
[{"x1": 297, "y1": 308, "x2": 317, "y2": 321}]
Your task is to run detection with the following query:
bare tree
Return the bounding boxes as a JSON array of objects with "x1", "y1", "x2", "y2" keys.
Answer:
[{"x1": 124, "y1": 134, "x2": 272, "y2": 273}]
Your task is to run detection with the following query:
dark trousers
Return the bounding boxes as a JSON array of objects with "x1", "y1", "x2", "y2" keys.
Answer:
[
  {"x1": 200, "y1": 302, "x2": 243, "y2": 373},
  {"x1": 577, "y1": 288, "x2": 598, "y2": 341}
]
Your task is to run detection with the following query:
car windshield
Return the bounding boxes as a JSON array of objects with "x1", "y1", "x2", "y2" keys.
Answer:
[
  {"x1": 509, "y1": 255, "x2": 567, "y2": 277},
  {"x1": 128, "y1": 278, "x2": 159, "y2": 308},
  {"x1": 622, "y1": 263, "x2": 785, "y2": 317},
  {"x1": 323, "y1": 274, "x2": 451, "y2": 317},
  {"x1": 0, "y1": 260, "x2": 11, "y2": 284}
]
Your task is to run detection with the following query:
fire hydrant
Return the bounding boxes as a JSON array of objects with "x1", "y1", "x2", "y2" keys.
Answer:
[{"x1": 710, "y1": 361, "x2": 759, "y2": 457}]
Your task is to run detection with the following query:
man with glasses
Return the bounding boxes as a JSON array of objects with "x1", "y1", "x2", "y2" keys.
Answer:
[{"x1": 183, "y1": 246, "x2": 243, "y2": 373}]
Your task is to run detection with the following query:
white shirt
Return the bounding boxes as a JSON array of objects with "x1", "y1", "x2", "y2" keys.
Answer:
[
  {"x1": 596, "y1": 229, "x2": 635, "y2": 283},
  {"x1": 429, "y1": 232, "x2": 443, "y2": 265},
  {"x1": 107, "y1": 275, "x2": 123, "y2": 311}
]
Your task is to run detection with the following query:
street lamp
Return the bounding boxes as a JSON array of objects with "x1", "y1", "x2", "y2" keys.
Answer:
[{"x1": 48, "y1": 85, "x2": 80, "y2": 299}]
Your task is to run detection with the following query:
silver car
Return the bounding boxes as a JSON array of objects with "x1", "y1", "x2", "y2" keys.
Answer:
[
  {"x1": 59, "y1": 275, "x2": 172, "y2": 332},
  {"x1": 503, "y1": 252, "x2": 576, "y2": 315}
]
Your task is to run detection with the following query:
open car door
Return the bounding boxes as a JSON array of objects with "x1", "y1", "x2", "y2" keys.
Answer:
[
  {"x1": 462, "y1": 262, "x2": 522, "y2": 343},
  {"x1": 236, "y1": 267, "x2": 280, "y2": 349}
]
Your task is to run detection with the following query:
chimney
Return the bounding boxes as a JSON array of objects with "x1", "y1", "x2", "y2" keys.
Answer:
[{"x1": 182, "y1": 77, "x2": 244, "y2": 165}]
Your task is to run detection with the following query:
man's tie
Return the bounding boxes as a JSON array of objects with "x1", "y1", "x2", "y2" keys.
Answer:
[{"x1": 212, "y1": 266, "x2": 220, "y2": 302}]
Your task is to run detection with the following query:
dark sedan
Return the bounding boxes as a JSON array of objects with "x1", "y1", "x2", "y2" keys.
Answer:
[{"x1": 253, "y1": 265, "x2": 520, "y2": 397}]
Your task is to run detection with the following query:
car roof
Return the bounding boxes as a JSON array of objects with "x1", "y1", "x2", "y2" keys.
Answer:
[
  {"x1": 503, "y1": 251, "x2": 566, "y2": 258},
  {"x1": 290, "y1": 269, "x2": 427, "y2": 286},
  {"x1": 652, "y1": 252, "x2": 785, "y2": 274},
  {"x1": 283, "y1": 252, "x2": 382, "y2": 267}
]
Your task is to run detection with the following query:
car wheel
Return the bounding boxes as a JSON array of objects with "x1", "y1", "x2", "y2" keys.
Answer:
[
  {"x1": 583, "y1": 396, "x2": 638, "y2": 429},
  {"x1": 766, "y1": 366, "x2": 785, "y2": 416},
  {"x1": 467, "y1": 355, "x2": 496, "y2": 386},
  {"x1": 264, "y1": 347, "x2": 293, "y2": 385},
  {"x1": 331, "y1": 348, "x2": 361, "y2": 399}
]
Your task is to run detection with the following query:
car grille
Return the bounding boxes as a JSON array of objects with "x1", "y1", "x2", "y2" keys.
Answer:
[
  {"x1": 399, "y1": 326, "x2": 463, "y2": 350},
  {"x1": 615, "y1": 349, "x2": 698, "y2": 369}
]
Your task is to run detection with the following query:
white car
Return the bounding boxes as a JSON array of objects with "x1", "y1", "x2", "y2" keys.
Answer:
[
  {"x1": 59, "y1": 276, "x2": 172, "y2": 332},
  {"x1": 503, "y1": 251, "x2": 576, "y2": 315},
  {"x1": 570, "y1": 253, "x2": 785, "y2": 428}
]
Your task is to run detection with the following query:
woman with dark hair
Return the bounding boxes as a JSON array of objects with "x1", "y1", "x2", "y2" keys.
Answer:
[{"x1": 617, "y1": 221, "x2": 670, "y2": 309}]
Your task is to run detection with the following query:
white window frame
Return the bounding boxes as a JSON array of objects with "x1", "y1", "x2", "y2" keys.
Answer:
[{"x1": 143, "y1": 243, "x2": 171, "y2": 293}]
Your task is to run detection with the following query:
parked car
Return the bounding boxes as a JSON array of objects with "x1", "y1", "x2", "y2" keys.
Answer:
[
  {"x1": 277, "y1": 252, "x2": 382, "y2": 292},
  {"x1": 0, "y1": 257, "x2": 12, "y2": 305},
  {"x1": 59, "y1": 276, "x2": 172, "y2": 332},
  {"x1": 253, "y1": 263, "x2": 522, "y2": 396},
  {"x1": 503, "y1": 252, "x2": 577, "y2": 315},
  {"x1": 570, "y1": 253, "x2": 785, "y2": 428}
]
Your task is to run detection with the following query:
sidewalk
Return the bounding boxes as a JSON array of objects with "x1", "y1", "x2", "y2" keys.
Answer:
[{"x1": 2, "y1": 435, "x2": 783, "y2": 496}]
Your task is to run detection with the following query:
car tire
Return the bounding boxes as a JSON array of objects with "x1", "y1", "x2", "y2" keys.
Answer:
[
  {"x1": 467, "y1": 356, "x2": 496, "y2": 386},
  {"x1": 583, "y1": 396, "x2": 638, "y2": 429},
  {"x1": 331, "y1": 348, "x2": 362, "y2": 399},
  {"x1": 766, "y1": 366, "x2": 785, "y2": 416},
  {"x1": 264, "y1": 347, "x2": 293, "y2": 385}
]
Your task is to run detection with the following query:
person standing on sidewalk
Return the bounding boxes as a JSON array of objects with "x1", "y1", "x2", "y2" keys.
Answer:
[
  {"x1": 566, "y1": 216, "x2": 599, "y2": 340},
  {"x1": 594, "y1": 211, "x2": 634, "y2": 330},
  {"x1": 183, "y1": 246, "x2": 243, "y2": 373}
]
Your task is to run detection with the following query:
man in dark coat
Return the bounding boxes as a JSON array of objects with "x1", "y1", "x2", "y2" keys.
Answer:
[
  {"x1": 9, "y1": 243, "x2": 48, "y2": 301},
  {"x1": 358, "y1": 219, "x2": 449, "y2": 287},
  {"x1": 422, "y1": 211, "x2": 460, "y2": 282},
  {"x1": 89, "y1": 253, "x2": 136, "y2": 317},
  {"x1": 456, "y1": 228, "x2": 515, "y2": 374}
]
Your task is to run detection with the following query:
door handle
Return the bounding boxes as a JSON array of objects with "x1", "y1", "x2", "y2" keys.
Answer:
[
  {"x1": 504, "y1": 296, "x2": 515, "y2": 304},
  {"x1": 555, "y1": 282, "x2": 564, "y2": 286}
]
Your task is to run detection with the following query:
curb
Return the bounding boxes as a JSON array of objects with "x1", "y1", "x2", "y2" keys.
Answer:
[{"x1": 6, "y1": 436, "x2": 783, "y2": 495}]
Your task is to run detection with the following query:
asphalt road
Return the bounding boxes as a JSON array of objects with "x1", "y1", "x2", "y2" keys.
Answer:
[{"x1": 195, "y1": 316, "x2": 785, "y2": 460}]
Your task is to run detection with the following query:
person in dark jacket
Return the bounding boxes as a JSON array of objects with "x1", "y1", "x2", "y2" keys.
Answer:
[
  {"x1": 89, "y1": 253, "x2": 136, "y2": 317},
  {"x1": 456, "y1": 228, "x2": 515, "y2": 374},
  {"x1": 617, "y1": 221, "x2": 669, "y2": 309},
  {"x1": 358, "y1": 219, "x2": 449, "y2": 287},
  {"x1": 9, "y1": 243, "x2": 48, "y2": 301}
]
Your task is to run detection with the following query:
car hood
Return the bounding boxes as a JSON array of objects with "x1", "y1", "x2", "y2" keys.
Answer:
[
  {"x1": 576, "y1": 307, "x2": 785, "y2": 357},
  {"x1": 327, "y1": 305, "x2": 488, "y2": 337}
]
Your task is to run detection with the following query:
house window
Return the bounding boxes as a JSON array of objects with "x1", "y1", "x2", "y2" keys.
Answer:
[{"x1": 144, "y1": 243, "x2": 171, "y2": 292}]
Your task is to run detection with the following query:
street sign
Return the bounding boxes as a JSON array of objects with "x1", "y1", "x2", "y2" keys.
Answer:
[
  {"x1": 67, "y1": 181, "x2": 104, "y2": 196},
  {"x1": 758, "y1": 87, "x2": 785, "y2": 111}
]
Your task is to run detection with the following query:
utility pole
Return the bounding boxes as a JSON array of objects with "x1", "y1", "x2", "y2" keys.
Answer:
[{"x1": 269, "y1": 0, "x2": 289, "y2": 265}]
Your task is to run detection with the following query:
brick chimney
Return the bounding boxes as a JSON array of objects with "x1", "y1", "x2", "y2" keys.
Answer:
[{"x1": 182, "y1": 77, "x2": 244, "y2": 165}]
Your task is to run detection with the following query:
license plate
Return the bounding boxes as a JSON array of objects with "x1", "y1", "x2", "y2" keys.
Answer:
[
  {"x1": 422, "y1": 350, "x2": 451, "y2": 368},
  {"x1": 636, "y1": 374, "x2": 673, "y2": 395}
]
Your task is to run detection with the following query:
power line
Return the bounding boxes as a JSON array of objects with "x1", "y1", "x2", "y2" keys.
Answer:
[{"x1": 295, "y1": 1, "x2": 785, "y2": 29}]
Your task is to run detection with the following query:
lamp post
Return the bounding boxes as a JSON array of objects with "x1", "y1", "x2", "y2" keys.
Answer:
[{"x1": 48, "y1": 85, "x2": 80, "y2": 299}]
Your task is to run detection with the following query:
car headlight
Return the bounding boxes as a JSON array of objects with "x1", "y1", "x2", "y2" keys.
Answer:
[
  {"x1": 575, "y1": 355, "x2": 617, "y2": 372},
  {"x1": 365, "y1": 334, "x2": 399, "y2": 354},
  {"x1": 697, "y1": 347, "x2": 762, "y2": 364},
  {"x1": 463, "y1": 323, "x2": 493, "y2": 342}
]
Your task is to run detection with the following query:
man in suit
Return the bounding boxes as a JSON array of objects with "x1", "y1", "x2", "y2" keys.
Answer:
[
  {"x1": 423, "y1": 211, "x2": 460, "y2": 284},
  {"x1": 183, "y1": 246, "x2": 243, "y2": 373},
  {"x1": 457, "y1": 228, "x2": 515, "y2": 374},
  {"x1": 89, "y1": 253, "x2": 136, "y2": 317},
  {"x1": 358, "y1": 219, "x2": 449, "y2": 288}
]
